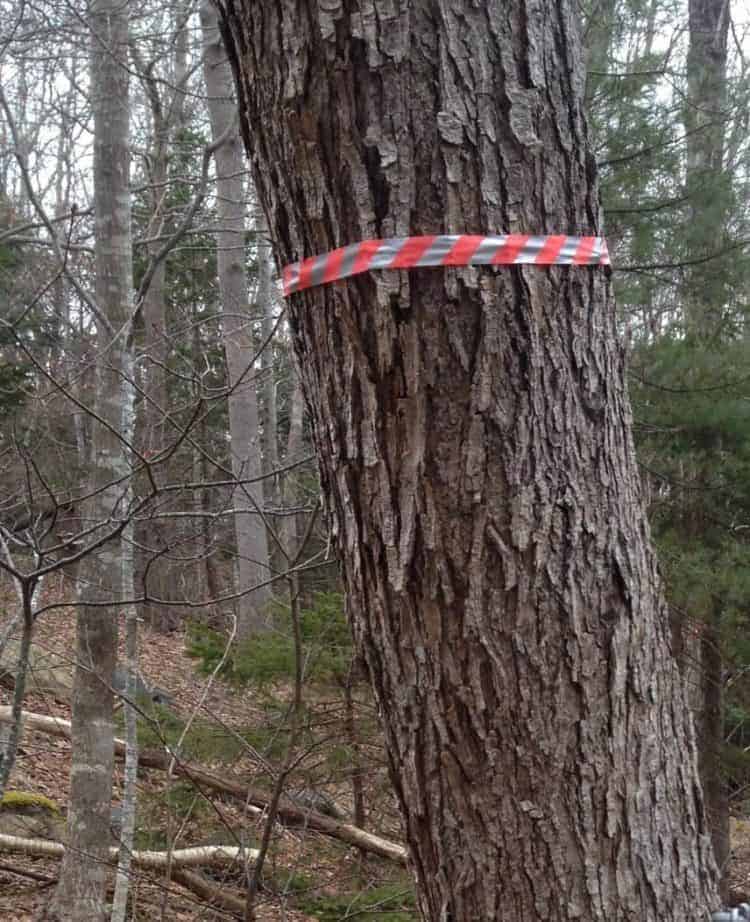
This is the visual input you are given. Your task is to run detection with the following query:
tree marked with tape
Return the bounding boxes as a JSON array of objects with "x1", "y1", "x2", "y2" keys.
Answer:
[{"x1": 282, "y1": 234, "x2": 610, "y2": 297}]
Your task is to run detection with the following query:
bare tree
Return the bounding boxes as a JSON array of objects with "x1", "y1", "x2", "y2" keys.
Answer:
[
  {"x1": 48, "y1": 0, "x2": 134, "y2": 916},
  {"x1": 129, "y1": 6, "x2": 194, "y2": 632},
  {"x1": 200, "y1": 1, "x2": 270, "y2": 640}
]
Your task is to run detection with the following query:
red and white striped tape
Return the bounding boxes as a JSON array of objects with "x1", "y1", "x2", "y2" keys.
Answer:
[{"x1": 282, "y1": 234, "x2": 610, "y2": 297}]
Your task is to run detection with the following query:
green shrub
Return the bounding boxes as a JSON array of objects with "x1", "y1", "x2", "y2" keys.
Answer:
[
  {"x1": 184, "y1": 620, "x2": 233, "y2": 677},
  {"x1": 116, "y1": 701, "x2": 257, "y2": 764},
  {"x1": 186, "y1": 592, "x2": 353, "y2": 687},
  {"x1": 295, "y1": 883, "x2": 417, "y2": 921},
  {"x1": 262, "y1": 868, "x2": 317, "y2": 897},
  {"x1": 232, "y1": 629, "x2": 297, "y2": 686}
]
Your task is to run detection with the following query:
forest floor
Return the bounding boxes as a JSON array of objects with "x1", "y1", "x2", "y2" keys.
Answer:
[
  {"x1": 729, "y1": 818, "x2": 750, "y2": 904},
  {"x1": 0, "y1": 580, "x2": 409, "y2": 921},
  {"x1": 1, "y1": 580, "x2": 750, "y2": 920}
]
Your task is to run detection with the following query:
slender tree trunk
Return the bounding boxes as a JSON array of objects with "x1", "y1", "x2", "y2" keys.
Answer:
[
  {"x1": 138, "y1": 215, "x2": 179, "y2": 631},
  {"x1": 281, "y1": 374, "x2": 304, "y2": 561},
  {"x1": 191, "y1": 310, "x2": 222, "y2": 610},
  {"x1": 259, "y1": 222, "x2": 281, "y2": 569},
  {"x1": 644, "y1": 0, "x2": 659, "y2": 58},
  {"x1": 201, "y1": 2, "x2": 270, "y2": 640},
  {"x1": 131, "y1": 7, "x2": 197, "y2": 632},
  {"x1": 684, "y1": 0, "x2": 731, "y2": 337},
  {"x1": 216, "y1": 3, "x2": 719, "y2": 919},
  {"x1": 342, "y1": 656, "x2": 367, "y2": 880},
  {"x1": 112, "y1": 356, "x2": 138, "y2": 922},
  {"x1": 584, "y1": 0, "x2": 618, "y2": 100},
  {"x1": 0, "y1": 584, "x2": 33, "y2": 799},
  {"x1": 48, "y1": 0, "x2": 133, "y2": 918},
  {"x1": 135, "y1": 89, "x2": 180, "y2": 632},
  {"x1": 680, "y1": 0, "x2": 732, "y2": 886},
  {"x1": 699, "y1": 604, "x2": 729, "y2": 887},
  {"x1": 259, "y1": 222, "x2": 279, "y2": 483},
  {"x1": 173, "y1": 0, "x2": 191, "y2": 127}
]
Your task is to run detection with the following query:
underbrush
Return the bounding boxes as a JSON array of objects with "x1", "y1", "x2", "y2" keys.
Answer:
[
  {"x1": 186, "y1": 591, "x2": 351, "y2": 686},
  {"x1": 294, "y1": 881, "x2": 417, "y2": 921}
]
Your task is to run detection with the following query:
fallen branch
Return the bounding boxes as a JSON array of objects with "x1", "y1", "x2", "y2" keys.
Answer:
[
  {"x1": 0, "y1": 859, "x2": 56, "y2": 884},
  {"x1": 0, "y1": 833, "x2": 257, "y2": 869},
  {"x1": 0, "y1": 707, "x2": 409, "y2": 865},
  {"x1": 171, "y1": 868, "x2": 248, "y2": 915}
]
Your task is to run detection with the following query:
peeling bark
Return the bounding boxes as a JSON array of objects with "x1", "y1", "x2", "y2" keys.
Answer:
[{"x1": 215, "y1": 2, "x2": 719, "y2": 919}]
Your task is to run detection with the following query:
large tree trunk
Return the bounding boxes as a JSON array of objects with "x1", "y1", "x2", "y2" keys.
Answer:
[
  {"x1": 215, "y1": 2, "x2": 719, "y2": 919},
  {"x1": 201, "y1": 2, "x2": 270, "y2": 640},
  {"x1": 48, "y1": 0, "x2": 133, "y2": 918}
]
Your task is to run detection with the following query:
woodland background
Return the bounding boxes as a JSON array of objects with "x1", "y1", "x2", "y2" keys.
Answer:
[{"x1": 0, "y1": 0, "x2": 749, "y2": 918}]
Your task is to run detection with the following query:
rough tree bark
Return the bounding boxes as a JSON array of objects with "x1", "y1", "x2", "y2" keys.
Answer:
[
  {"x1": 215, "y1": 2, "x2": 719, "y2": 919},
  {"x1": 201, "y1": 2, "x2": 271, "y2": 639},
  {"x1": 48, "y1": 0, "x2": 133, "y2": 918}
]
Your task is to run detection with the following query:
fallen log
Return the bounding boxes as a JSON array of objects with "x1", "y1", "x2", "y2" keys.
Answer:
[
  {"x1": 171, "y1": 868, "x2": 248, "y2": 916},
  {"x1": 0, "y1": 833, "x2": 252, "y2": 917},
  {"x1": 0, "y1": 860, "x2": 246, "y2": 914},
  {"x1": 0, "y1": 706, "x2": 408, "y2": 865},
  {"x1": 0, "y1": 832, "x2": 257, "y2": 869}
]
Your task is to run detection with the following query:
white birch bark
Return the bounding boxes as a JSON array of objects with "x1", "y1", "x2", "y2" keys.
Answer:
[
  {"x1": 111, "y1": 354, "x2": 138, "y2": 922},
  {"x1": 0, "y1": 834, "x2": 259, "y2": 868}
]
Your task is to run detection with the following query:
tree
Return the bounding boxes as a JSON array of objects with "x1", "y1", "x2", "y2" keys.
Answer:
[
  {"x1": 130, "y1": 16, "x2": 185, "y2": 632},
  {"x1": 684, "y1": 0, "x2": 731, "y2": 338},
  {"x1": 585, "y1": 0, "x2": 748, "y2": 894},
  {"x1": 215, "y1": 2, "x2": 720, "y2": 919},
  {"x1": 48, "y1": 0, "x2": 133, "y2": 917},
  {"x1": 200, "y1": 1, "x2": 271, "y2": 639},
  {"x1": 675, "y1": 0, "x2": 732, "y2": 885}
]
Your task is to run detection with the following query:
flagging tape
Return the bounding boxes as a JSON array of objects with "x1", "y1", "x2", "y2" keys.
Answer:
[{"x1": 282, "y1": 234, "x2": 610, "y2": 297}]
